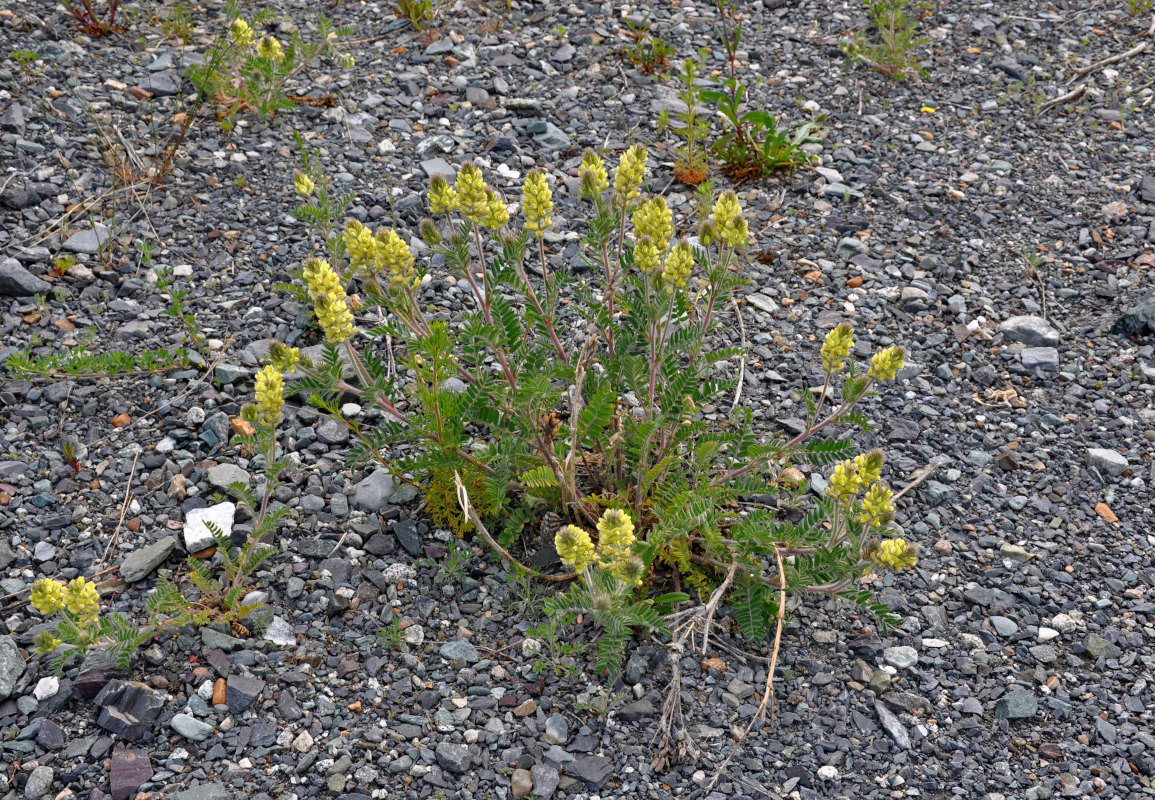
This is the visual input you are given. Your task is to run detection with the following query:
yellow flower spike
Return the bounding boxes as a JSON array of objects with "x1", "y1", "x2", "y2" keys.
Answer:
[
  {"x1": 30, "y1": 578, "x2": 64, "y2": 615},
  {"x1": 302, "y1": 259, "x2": 356, "y2": 345},
  {"x1": 613, "y1": 145, "x2": 648, "y2": 207},
  {"x1": 555, "y1": 525, "x2": 597, "y2": 572},
  {"x1": 820, "y1": 323, "x2": 854, "y2": 374},
  {"x1": 611, "y1": 555, "x2": 647, "y2": 587},
  {"x1": 254, "y1": 365, "x2": 284, "y2": 429},
  {"x1": 632, "y1": 197, "x2": 674, "y2": 248},
  {"x1": 869, "y1": 346, "x2": 906, "y2": 382},
  {"x1": 662, "y1": 241, "x2": 694, "y2": 294},
  {"x1": 825, "y1": 458, "x2": 860, "y2": 503},
  {"x1": 854, "y1": 450, "x2": 884, "y2": 488},
  {"x1": 522, "y1": 171, "x2": 554, "y2": 237},
  {"x1": 869, "y1": 537, "x2": 917, "y2": 571},
  {"x1": 921, "y1": 106, "x2": 935, "y2": 113},
  {"x1": 377, "y1": 229, "x2": 418, "y2": 290},
  {"x1": 579, "y1": 149, "x2": 609, "y2": 199},
  {"x1": 720, "y1": 214, "x2": 749, "y2": 249},
  {"x1": 712, "y1": 191, "x2": 741, "y2": 231},
  {"x1": 633, "y1": 237, "x2": 663, "y2": 279},
  {"x1": 456, "y1": 163, "x2": 489, "y2": 223},
  {"x1": 257, "y1": 35, "x2": 285, "y2": 63},
  {"x1": 229, "y1": 18, "x2": 253, "y2": 48},
  {"x1": 63, "y1": 576, "x2": 100, "y2": 628},
  {"x1": 429, "y1": 174, "x2": 459, "y2": 215},
  {"x1": 293, "y1": 173, "x2": 315, "y2": 198},
  {"x1": 268, "y1": 342, "x2": 303, "y2": 374},
  {"x1": 859, "y1": 482, "x2": 896, "y2": 528},
  {"x1": 480, "y1": 189, "x2": 509, "y2": 231},
  {"x1": 596, "y1": 508, "x2": 636, "y2": 566},
  {"x1": 342, "y1": 220, "x2": 377, "y2": 274}
]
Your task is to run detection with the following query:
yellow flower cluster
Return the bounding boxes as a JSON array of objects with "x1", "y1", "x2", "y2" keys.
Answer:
[
  {"x1": 257, "y1": 35, "x2": 285, "y2": 63},
  {"x1": 254, "y1": 365, "x2": 284, "y2": 429},
  {"x1": 30, "y1": 578, "x2": 64, "y2": 615},
  {"x1": 662, "y1": 241, "x2": 693, "y2": 294},
  {"x1": 343, "y1": 220, "x2": 379, "y2": 274},
  {"x1": 854, "y1": 450, "x2": 884, "y2": 486},
  {"x1": 34, "y1": 631, "x2": 62, "y2": 655},
  {"x1": 522, "y1": 171, "x2": 553, "y2": 237},
  {"x1": 480, "y1": 189, "x2": 509, "y2": 232},
  {"x1": 597, "y1": 509, "x2": 635, "y2": 566},
  {"x1": 633, "y1": 237, "x2": 663, "y2": 279},
  {"x1": 614, "y1": 145, "x2": 647, "y2": 207},
  {"x1": 710, "y1": 191, "x2": 749, "y2": 248},
  {"x1": 303, "y1": 259, "x2": 355, "y2": 345},
  {"x1": 827, "y1": 451, "x2": 894, "y2": 524},
  {"x1": 821, "y1": 323, "x2": 854, "y2": 374},
  {"x1": 337, "y1": 53, "x2": 355, "y2": 69},
  {"x1": 229, "y1": 18, "x2": 253, "y2": 48},
  {"x1": 859, "y1": 482, "x2": 895, "y2": 528},
  {"x1": 633, "y1": 197, "x2": 673, "y2": 246},
  {"x1": 33, "y1": 577, "x2": 100, "y2": 628},
  {"x1": 294, "y1": 173, "x2": 314, "y2": 198},
  {"x1": 579, "y1": 150, "x2": 609, "y2": 200},
  {"x1": 868, "y1": 538, "x2": 917, "y2": 571},
  {"x1": 826, "y1": 458, "x2": 862, "y2": 503},
  {"x1": 377, "y1": 228, "x2": 419, "y2": 290},
  {"x1": 556, "y1": 525, "x2": 597, "y2": 572},
  {"x1": 456, "y1": 163, "x2": 489, "y2": 223},
  {"x1": 429, "y1": 175, "x2": 459, "y2": 215},
  {"x1": 269, "y1": 342, "x2": 303, "y2": 373},
  {"x1": 869, "y1": 346, "x2": 906, "y2": 382}
]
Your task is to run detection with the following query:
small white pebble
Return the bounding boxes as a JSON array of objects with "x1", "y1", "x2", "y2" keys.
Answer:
[{"x1": 817, "y1": 765, "x2": 840, "y2": 781}]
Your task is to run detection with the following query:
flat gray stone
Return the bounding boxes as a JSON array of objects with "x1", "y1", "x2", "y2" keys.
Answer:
[
  {"x1": 170, "y1": 713, "x2": 214, "y2": 741},
  {"x1": 25, "y1": 765, "x2": 53, "y2": 799},
  {"x1": 1087, "y1": 448, "x2": 1128, "y2": 477},
  {"x1": 0, "y1": 636, "x2": 25, "y2": 700},
  {"x1": 434, "y1": 741, "x2": 471, "y2": 773},
  {"x1": 207, "y1": 463, "x2": 250, "y2": 490},
  {"x1": 999, "y1": 315, "x2": 1060, "y2": 347},
  {"x1": 874, "y1": 700, "x2": 911, "y2": 749},
  {"x1": 62, "y1": 224, "x2": 112, "y2": 255},
  {"x1": 530, "y1": 764, "x2": 560, "y2": 799},
  {"x1": 1021, "y1": 346, "x2": 1059, "y2": 372},
  {"x1": 353, "y1": 470, "x2": 395, "y2": 512},
  {"x1": 883, "y1": 646, "x2": 918, "y2": 670},
  {"x1": 0, "y1": 258, "x2": 50, "y2": 297},
  {"x1": 440, "y1": 639, "x2": 478, "y2": 664},
  {"x1": 994, "y1": 689, "x2": 1037, "y2": 720},
  {"x1": 119, "y1": 536, "x2": 177, "y2": 583},
  {"x1": 420, "y1": 158, "x2": 456, "y2": 179}
]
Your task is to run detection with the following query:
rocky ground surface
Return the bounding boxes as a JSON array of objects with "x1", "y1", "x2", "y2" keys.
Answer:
[{"x1": 2, "y1": 0, "x2": 1155, "y2": 798}]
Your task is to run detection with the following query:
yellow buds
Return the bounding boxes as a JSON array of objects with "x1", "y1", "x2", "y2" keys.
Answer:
[
  {"x1": 429, "y1": 174, "x2": 459, "y2": 215},
  {"x1": 611, "y1": 555, "x2": 646, "y2": 587},
  {"x1": 337, "y1": 53, "x2": 355, "y2": 69},
  {"x1": 229, "y1": 18, "x2": 253, "y2": 48},
  {"x1": 613, "y1": 145, "x2": 647, "y2": 207},
  {"x1": 456, "y1": 163, "x2": 489, "y2": 223},
  {"x1": 826, "y1": 458, "x2": 861, "y2": 503},
  {"x1": 854, "y1": 449, "x2": 884, "y2": 487},
  {"x1": 254, "y1": 365, "x2": 285, "y2": 429},
  {"x1": 63, "y1": 576, "x2": 100, "y2": 628},
  {"x1": 633, "y1": 237, "x2": 663, "y2": 279},
  {"x1": 377, "y1": 229, "x2": 419, "y2": 290},
  {"x1": 257, "y1": 35, "x2": 285, "y2": 63},
  {"x1": 869, "y1": 346, "x2": 906, "y2": 382},
  {"x1": 596, "y1": 508, "x2": 636, "y2": 566},
  {"x1": 711, "y1": 191, "x2": 749, "y2": 248},
  {"x1": 268, "y1": 341, "x2": 303, "y2": 374},
  {"x1": 480, "y1": 189, "x2": 509, "y2": 231},
  {"x1": 343, "y1": 220, "x2": 378, "y2": 275},
  {"x1": 632, "y1": 197, "x2": 673, "y2": 248},
  {"x1": 867, "y1": 537, "x2": 917, "y2": 571},
  {"x1": 34, "y1": 631, "x2": 62, "y2": 655},
  {"x1": 662, "y1": 241, "x2": 694, "y2": 294},
  {"x1": 293, "y1": 173, "x2": 315, "y2": 197},
  {"x1": 579, "y1": 150, "x2": 609, "y2": 200},
  {"x1": 303, "y1": 259, "x2": 356, "y2": 345},
  {"x1": 821, "y1": 323, "x2": 854, "y2": 374},
  {"x1": 419, "y1": 218, "x2": 442, "y2": 246},
  {"x1": 555, "y1": 525, "x2": 596, "y2": 572},
  {"x1": 522, "y1": 171, "x2": 554, "y2": 237},
  {"x1": 859, "y1": 482, "x2": 896, "y2": 528},
  {"x1": 30, "y1": 578, "x2": 64, "y2": 615}
]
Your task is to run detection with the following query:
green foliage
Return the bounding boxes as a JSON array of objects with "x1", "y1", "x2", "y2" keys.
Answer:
[
  {"x1": 395, "y1": 0, "x2": 437, "y2": 31},
  {"x1": 61, "y1": 0, "x2": 124, "y2": 36},
  {"x1": 1126, "y1": 0, "x2": 1153, "y2": 13},
  {"x1": 623, "y1": 16, "x2": 674, "y2": 74},
  {"x1": 2, "y1": 346, "x2": 187, "y2": 379},
  {"x1": 669, "y1": 59, "x2": 711, "y2": 185},
  {"x1": 142, "y1": 240, "x2": 206, "y2": 358},
  {"x1": 844, "y1": 0, "x2": 928, "y2": 80}
]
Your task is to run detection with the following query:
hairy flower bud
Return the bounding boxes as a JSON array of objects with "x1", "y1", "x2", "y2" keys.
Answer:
[
  {"x1": 826, "y1": 458, "x2": 861, "y2": 503},
  {"x1": 611, "y1": 555, "x2": 646, "y2": 587},
  {"x1": 579, "y1": 150, "x2": 609, "y2": 199},
  {"x1": 456, "y1": 163, "x2": 489, "y2": 223},
  {"x1": 632, "y1": 197, "x2": 673, "y2": 248},
  {"x1": 268, "y1": 341, "x2": 303, "y2": 373},
  {"x1": 859, "y1": 482, "x2": 896, "y2": 528},
  {"x1": 869, "y1": 346, "x2": 906, "y2": 382},
  {"x1": 256, "y1": 35, "x2": 284, "y2": 63},
  {"x1": 377, "y1": 229, "x2": 419, "y2": 290},
  {"x1": 633, "y1": 237, "x2": 663, "y2": 279},
  {"x1": 522, "y1": 171, "x2": 554, "y2": 236},
  {"x1": 293, "y1": 173, "x2": 314, "y2": 197},
  {"x1": 64, "y1": 576, "x2": 100, "y2": 628},
  {"x1": 30, "y1": 578, "x2": 64, "y2": 615},
  {"x1": 712, "y1": 191, "x2": 741, "y2": 231},
  {"x1": 854, "y1": 450, "x2": 884, "y2": 487},
  {"x1": 342, "y1": 220, "x2": 378, "y2": 274},
  {"x1": 555, "y1": 525, "x2": 596, "y2": 572},
  {"x1": 662, "y1": 241, "x2": 694, "y2": 294},
  {"x1": 480, "y1": 189, "x2": 509, "y2": 231},
  {"x1": 720, "y1": 214, "x2": 749, "y2": 249},
  {"x1": 229, "y1": 18, "x2": 253, "y2": 48},
  {"x1": 698, "y1": 218, "x2": 718, "y2": 247},
  {"x1": 34, "y1": 631, "x2": 62, "y2": 655},
  {"x1": 596, "y1": 508, "x2": 636, "y2": 566},
  {"x1": 254, "y1": 365, "x2": 284, "y2": 429},
  {"x1": 303, "y1": 259, "x2": 356, "y2": 345},
  {"x1": 613, "y1": 145, "x2": 647, "y2": 207},
  {"x1": 337, "y1": 52, "x2": 355, "y2": 68},
  {"x1": 821, "y1": 323, "x2": 854, "y2": 374},
  {"x1": 419, "y1": 218, "x2": 442, "y2": 246},
  {"x1": 867, "y1": 537, "x2": 917, "y2": 570},
  {"x1": 429, "y1": 174, "x2": 459, "y2": 215}
]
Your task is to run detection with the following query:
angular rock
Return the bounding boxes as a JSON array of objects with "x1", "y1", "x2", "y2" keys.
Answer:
[
  {"x1": 353, "y1": 470, "x2": 395, "y2": 512},
  {"x1": 74, "y1": 664, "x2": 126, "y2": 700},
  {"x1": 225, "y1": 674, "x2": 265, "y2": 713},
  {"x1": 207, "y1": 463, "x2": 249, "y2": 490},
  {"x1": 35, "y1": 719, "x2": 65, "y2": 750},
  {"x1": 0, "y1": 258, "x2": 51, "y2": 297},
  {"x1": 874, "y1": 700, "x2": 911, "y2": 749},
  {"x1": 93, "y1": 680, "x2": 166, "y2": 741},
  {"x1": 531, "y1": 764, "x2": 560, "y2": 799},
  {"x1": 617, "y1": 699, "x2": 656, "y2": 721},
  {"x1": 119, "y1": 536, "x2": 176, "y2": 583},
  {"x1": 170, "y1": 713, "x2": 214, "y2": 741},
  {"x1": 1111, "y1": 295, "x2": 1155, "y2": 336},
  {"x1": 0, "y1": 636, "x2": 25, "y2": 700},
  {"x1": 440, "y1": 639, "x2": 478, "y2": 664},
  {"x1": 999, "y1": 315, "x2": 1060, "y2": 347},
  {"x1": 434, "y1": 741, "x2": 471, "y2": 773},
  {"x1": 1087, "y1": 448, "x2": 1128, "y2": 477},
  {"x1": 567, "y1": 755, "x2": 613, "y2": 789},
  {"x1": 25, "y1": 765, "x2": 53, "y2": 799},
  {"x1": 110, "y1": 749, "x2": 152, "y2": 800},
  {"x1": 184, "y1": 502, "x2": 235, "y2": 552},
  {"x1": 1083, "y1": 632, "x2": 1122, "y2": 659},
  {"x1": 62, "y1": 224, "x2": 112, "y2": 255},
  {"x1": 994, "y1": 689, "x2": 1037, "y2": 719},
  {"x1": 1021, "y1": 347, "x2": 1059, "y2": 372}
]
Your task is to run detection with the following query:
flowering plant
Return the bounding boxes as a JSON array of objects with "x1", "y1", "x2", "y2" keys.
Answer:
[{"x1": 31, "y1": 576, "x2": 151, "y2": 674}]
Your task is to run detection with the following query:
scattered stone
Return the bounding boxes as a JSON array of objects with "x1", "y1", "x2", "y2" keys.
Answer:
[
  {"x1": 119, "y1": 536, "x2": 177, "y2": 582},
  {"x1": 883, "y1": 646, "x2": 918, "y2": 670},
  {"x1": 1087, "y1": 448, "x2": 1128, "y2": 477},
  {"x1": 206, "y1": 463, "x2": 250, "y2": 490},
  {"x1": 226, "y1": 674, "x2": 265, "y2": 713},
  {"x1": 24, "y1": 765, "x2": 53, "y2": 799},
  {"x1": 874, "y1": 700, "x2": 911, "y2": 749},
  {"x1": 353, "y1": 470, "x2": 394, "y2": 512},
  {"x1": 170, "y1": 713, "x2": 214, "y2": 741},
  {"x1": 183, "y1": 502, "x2": 235, "y2": 552},
  {"x1": 994, "y1": 690, "x2": 1037, "y2": 720},
  {"x1": 1110, "y1": 295, "x2": 1155, "y2": 336},
  {"x1": 1021, "y1": 347, "x2": 1059, "y2": 372},
  {"x1": 110, "y1": 749, "x2": 152, "y2": 800},
  {"x1": 0, "y1": 258, "x2": 51, "y2": 297},
  {"x1": 999, "y1": 315, "x2": 1060, "y2": 347},
  {"x1": 440, "y1": 639, "x2": 478, "y2": 664},
  {"x1": 0, "y1": 636, "x2": 26, "y2": 700},
  {"x1": 61, "y1": 224, "x2": 112, "y2": 255},
  {"x1": 511, "y1": 768, "x2": 534, "y2": 798},
  {"x1": 435, "y1": 741, "x2": 472, "y2": 773},
  {"x1": 93, "y1": 680, "x2": 166, "y2": 741},
  {"x1": 1083, "y1": 632, "x2": 1122, "y2": 659},
  {"x1": 568, "y1": 755, "x2": 613, "y2": 789}
]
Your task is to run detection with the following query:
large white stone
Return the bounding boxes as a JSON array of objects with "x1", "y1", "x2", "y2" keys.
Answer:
[{"x1": 184, "y1": 501, "x2": 235, "y2": 552}]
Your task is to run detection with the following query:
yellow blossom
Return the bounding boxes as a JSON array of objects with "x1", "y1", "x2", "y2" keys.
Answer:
[
  {"x1": 720, "y1": 214, "x2": 748, "y2": 249},
  {"x1": 480, "y1": 189, "x2": 509, "y2": 231},
  {"x1": 869, "y1": 537, "x2": 917, "y2": 570},
  {"x1": 662, "y1": 241, "x2": 694, "y2": 294},
  {"x1": 826, "y1": 458, "x2": 860, "y2": 503},
  {"x1": 921, "y1": 106, "x2": 935, "y2": 113},
  {"x1": 456, "y1": 163, "x2": 489, "y2": 223},
  {"x1": 522, "y1": 171, "x2": 554, "y2": 236},
  {"x1": 63, "y1": 576, "x2": 100, "y2": 628},
  {"x1": 257, "y1": 35, "x2": 284, "y2": 63},
  {"x1": 303, "y1": 259, "x2": 356, "y2": 345},
  {"x1": 596, "y1": 508, "x2": 635, "y2": 566},
  {"x1": 343, "y1": 220, "x2": 379, "y2": 275},
  {"x1": 633, "y1": 237, "x2": 663, "y2": 279},
  {"x1": 254, "y1": 365, "x2": 284, "y2": 429},
  {"x1": 613, "y1": 145, "x2": 647, "y2": 207},
  {"x1": 632, "y1": 197, "x2": 673, "y2": 248},
  {"x1": 293, "y1": 173, "x2": 315, "y2": 197},
  {"x1": 268, "y1": 342, "x2": 303, "y2": 373},
  {"x1": 859, "y1": 482, "x2": 896, "y2": 528},
  {"x1": 611, "y1": 555, "x2": 646, "y2": 587},
  {"x1": 712, "y1": 191, "x2": 741, "y2": 231},
  {"x1": 377, "y1": 229, "x2": 419, "y2": 290},
  {"x1": 229, "y1": 18, "x2": 253, "y2": 48},
  {"x1": 854, "y1": 450, "x2": 884, "y2": 487},
  {"x1": 30, "y1": 578, "x2": 64, "y2": 615},
  {"x1": 34, "y1": 631, "x2": 62, "y2": 655},
  {"x1": 555, "y1": 525, "x2": 596, "y2": 572},
  {"x1": 429, "y1": 174, "x2": 459, "y2": 215},
  {"x1": 869, "y1": 346, "x2": 906, "y2": 381},
  {"x1": 821, "y1": 323, "x2": 854, "y2": 374},
  {"x1": 579, "y1": 150, "x2": 609, "y2": 199},
  {"x1": 337, "y1": 53, "x2": 355, "y2": 69}
]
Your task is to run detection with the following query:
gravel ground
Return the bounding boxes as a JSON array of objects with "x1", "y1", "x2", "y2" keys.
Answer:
[{"x1": 2, "y1": 0, "x2": 1155, "y2": 799}]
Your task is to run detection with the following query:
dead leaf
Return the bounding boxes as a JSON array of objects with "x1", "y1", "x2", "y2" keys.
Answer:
[
  {"x1": 231, "y1": 417, "x2": 256, "y2": 436},
  {"x1": 22, "y1": 313, "x2": 41, "y2": 324},
  {"x1": 111, "y1": 413, "x2": 131, "y2": 427},
  {"x1": 701, "y1": 657, "x2": 727, "y2": 673}
]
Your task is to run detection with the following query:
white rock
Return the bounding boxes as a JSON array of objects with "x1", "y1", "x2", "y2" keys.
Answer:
[
  {"x1": 1050, "y1": 613, "x2": 1079, "y2": 633},
  {"x1": 292, "y1": 730, "x2": 315, "y2": 752},
  {"x1": 1038, "y1": 627, "x2": 1060, "y2": 642},
  {"x1": 817, "y1": 765, "x2": 840, "y2": 781},
  {"x1": 32, "y1": 677, "x2": 59, "y2": 701},
  {"x1": 404, "y1": 625, "x2": 425, "y2": 646},
  {"x1": 883, "y1": 645, "x2": 919, "y2": 670},
  {"x1": 263, "y1": 616, "x2": 296, "y2": 647},
  {"x1": 183, "y1": 501, "x2": 235, "y2": 552}
]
